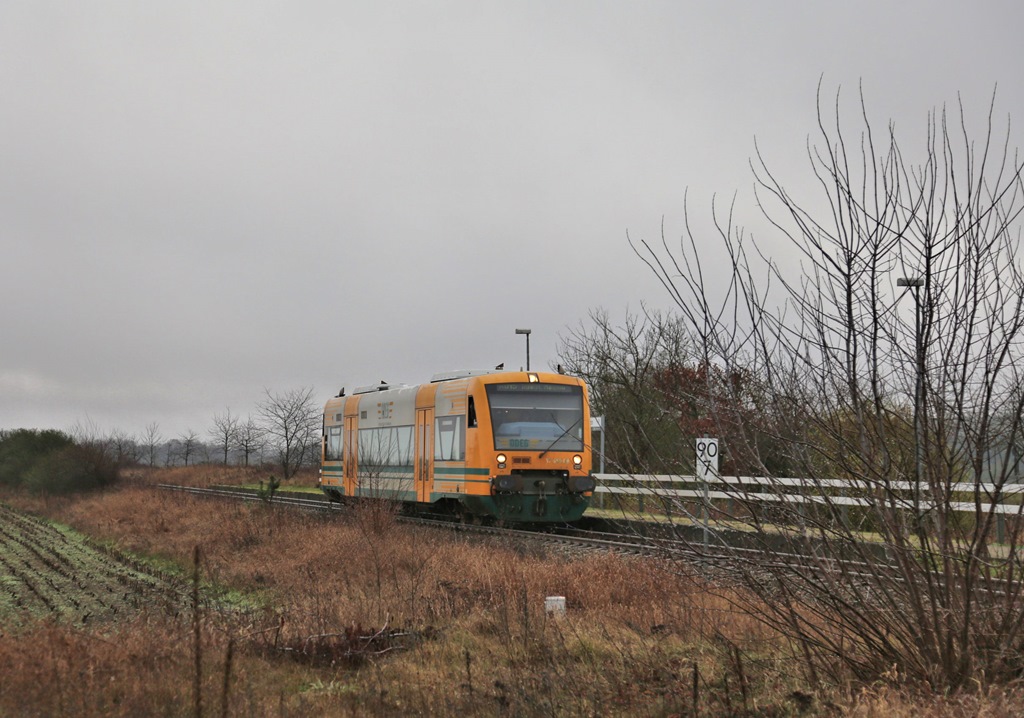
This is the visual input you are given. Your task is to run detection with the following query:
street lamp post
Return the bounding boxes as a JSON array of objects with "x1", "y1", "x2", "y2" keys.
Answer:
[
  {"x1": 515, "y1": 328, "x2": 531, "y2": 371},
  {"x1": 897, "y1": 277, "x2": 925, "y2": 512}
]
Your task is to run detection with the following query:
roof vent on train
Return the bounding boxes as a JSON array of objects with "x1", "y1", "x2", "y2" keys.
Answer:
[
  {"x1": 430, "y1": 369, "x2": 504, "y2": 383},
  {"x1": 352, "y1": 381, "x2": 409, "y2": 395}
]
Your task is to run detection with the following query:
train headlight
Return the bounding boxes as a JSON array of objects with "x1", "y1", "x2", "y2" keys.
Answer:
[
  {"x1": 496, "y1": 453, "x2": 507, "y2": 468},
  {"x1": 573, "y1": 454, "x2": 583, "y2": 468}
]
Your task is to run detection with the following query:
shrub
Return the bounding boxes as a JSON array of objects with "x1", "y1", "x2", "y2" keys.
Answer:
[
  {"x1": 0, "y1": 429, "x2": 119, "y2": 494},
  {"x1": 0, "y1": 429, "x2": 74, "y2": 487},
  {"x1": 22, "y1": 443, "x2": 119, "y2": 494}
]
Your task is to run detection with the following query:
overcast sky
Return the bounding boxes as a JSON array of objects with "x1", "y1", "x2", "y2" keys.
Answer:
[{"x1": 2, "y1": 1, "x2": 1023, "y2": 439}]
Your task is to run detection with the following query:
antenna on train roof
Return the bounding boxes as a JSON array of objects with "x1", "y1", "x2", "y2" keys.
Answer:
[
  {"x1": 337, "y1": 387, "x2": 345, "y2": 397},
  {"x1": 495, "y1": 362, "x2": 504, "y2": 370}
]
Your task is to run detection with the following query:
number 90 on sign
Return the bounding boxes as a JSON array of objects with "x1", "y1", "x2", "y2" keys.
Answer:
[{"x1": 696, "y1": 439, "x2": 718, "y2": 458}]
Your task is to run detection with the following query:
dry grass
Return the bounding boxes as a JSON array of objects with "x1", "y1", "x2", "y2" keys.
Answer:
[
  {"x1": 121, "y1": 463, "x2": 321, "y2": 490},
  {"x1": 1, "y1": 467, "x2": 1023, "y2": 716},
  {"x1": 843, "y1": 686, "x2": 1024, "y2": 718}
]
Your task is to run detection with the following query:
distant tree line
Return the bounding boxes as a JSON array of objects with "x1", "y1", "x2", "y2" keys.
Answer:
[
  {"x1": 0, "y1": 387, "x2": 324, "y2": 493},
  {"x1": 160, "y1": 387, "x2": 319, "y2": 479}
]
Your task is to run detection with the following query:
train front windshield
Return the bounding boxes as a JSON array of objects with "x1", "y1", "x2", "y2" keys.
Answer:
[{"x1": 486, "y1": 383, "x2": 584, "y2": 452}]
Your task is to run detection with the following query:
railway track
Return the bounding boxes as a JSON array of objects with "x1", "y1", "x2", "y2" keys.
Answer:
[
  {"x1": 163, "y1": 484, "x2": 1024, "y2": 606},
  {"x1": 155, "y1": 483, "x2": 876, "y2": 583},
  {"x1": 156, "y1": 484, "x2": 678, "y2": 560}
]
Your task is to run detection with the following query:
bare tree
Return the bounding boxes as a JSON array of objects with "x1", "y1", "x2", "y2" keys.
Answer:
[
  {"x1": 559, "y1": 307, "x2": 695, "y2": 473},
  {"x1": 209, "y1": 409, "x2": 240, "y2": 465},
  {"x1": 141, "y1": 422, "x2": 162, "y2": 467},
  {"x1": 177, "y1": 429, "x2": 200, "y2": 467},
  {"x1": 67, "y1": 417, "x2": 111, "y2": 459},
  {"x1": 107, "y1": 429, "x2": 141, "y2": 467},
  {"x1": 164, "y1": 439, "x2": 180, "y2": 467},
  {"x1": 257, "y1": 387, "x2": 320, "y2": 481},
  {"x1": 560, "y1": 311, "x2": 790, "y2": 477},
  {"x1": 235, "y1": 415, "x2": 265, "y2": 467},
  {"x1": 632, "y1": 87, "x2": 1024, "y2": 690}
]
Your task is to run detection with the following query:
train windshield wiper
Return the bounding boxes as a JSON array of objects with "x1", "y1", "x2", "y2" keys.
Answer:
[{"x1": 538, "y1": 417, "x2": 582, "y2": 458}]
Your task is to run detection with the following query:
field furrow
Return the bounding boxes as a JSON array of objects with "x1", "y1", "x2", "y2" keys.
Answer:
[{"x1": 0, "y1": 502, "x2": 187, "y2": 625}]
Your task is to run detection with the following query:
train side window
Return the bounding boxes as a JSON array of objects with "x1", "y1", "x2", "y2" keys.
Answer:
[
  {"x1": 325, "y1": 426, "x2": 343, "y2": 461},
  {"x1": 467, "y1": 397, "x2": 477, "y2": 428},
  {"x1": 434, "y1": 415, "x2": 466, "y2": 461}
]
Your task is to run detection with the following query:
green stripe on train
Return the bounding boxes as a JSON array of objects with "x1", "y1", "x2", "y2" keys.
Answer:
[{"x1": 434, "y1": 466, "x2": 491, "y2": 476}]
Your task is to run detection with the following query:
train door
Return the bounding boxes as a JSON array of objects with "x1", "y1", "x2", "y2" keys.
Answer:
[
  {"x1": 415, "y1": 407, "x2": 434, "y2": 503},
  {"x1": 344, "y1": 415, "x2": 358, "y2": 496}
]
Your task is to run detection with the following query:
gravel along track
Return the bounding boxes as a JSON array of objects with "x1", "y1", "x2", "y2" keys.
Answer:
[{"x1": 0, "y1": 502, "x2": 188, "y2": 627}]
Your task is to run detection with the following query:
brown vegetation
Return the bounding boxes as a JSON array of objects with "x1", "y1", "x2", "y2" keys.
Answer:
[
  {"x1": 123, "y1": 463, "x2": 319, "y2": 490},
  {"x1": 2, "y1": 466, "x2": 1023, "y2": 716}
]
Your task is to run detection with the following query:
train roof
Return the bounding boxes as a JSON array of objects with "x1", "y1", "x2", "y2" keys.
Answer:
[
  {"x1": 430, "y1": 369, "x2": 504, "y2": 383},
  {"x1": 351, "y1": 382, "x2": 411, "y2": 395},
  {"x1": 330, "y1": 369, "x2": 579, "y2": 400}
]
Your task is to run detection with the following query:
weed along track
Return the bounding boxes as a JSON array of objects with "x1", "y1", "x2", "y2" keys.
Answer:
[{"x1": 0, "y1": 502, "x2": 187, "y2": 625}]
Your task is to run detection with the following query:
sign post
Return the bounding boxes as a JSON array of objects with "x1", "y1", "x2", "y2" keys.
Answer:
[
  {"x1": 590, "y1": 416, "x2": 605, "y2": 473},
  {"x1": 590, "y1": 416, "x2": 605, "y2": 508},
  {"x1": 695, "y1": 438, "x2": 719, "y2": 550}
]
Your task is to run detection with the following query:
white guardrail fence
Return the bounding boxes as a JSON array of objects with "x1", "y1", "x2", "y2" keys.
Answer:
[
  {"x1": 592, "y1": 473, "x2": 1024, "y2": 515},
  {"x1": 590, "y1": 439, "x2": 1024, "y2": 517}
]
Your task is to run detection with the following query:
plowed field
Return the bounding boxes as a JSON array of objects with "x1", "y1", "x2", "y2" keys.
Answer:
[{"x1": 0, "y1": 502, "x2": 187, "y2": 626}]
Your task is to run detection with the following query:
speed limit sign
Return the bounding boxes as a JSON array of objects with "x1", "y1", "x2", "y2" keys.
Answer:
[{"x1": 696, "y1": 438, "x2": 719, "y2": 480}]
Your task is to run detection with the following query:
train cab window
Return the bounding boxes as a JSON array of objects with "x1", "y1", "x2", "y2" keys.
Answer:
[
  {"x1": 486, "y1": 382, "x2": 584, "y2": 451},
  {"x1": 467, "y1": 397, "x2": 477, "y2": 428}
]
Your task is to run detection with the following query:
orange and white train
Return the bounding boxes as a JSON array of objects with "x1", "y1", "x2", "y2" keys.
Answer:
[{"x1": 320, "y1": 369, "x2": 596, "y2": 523}]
